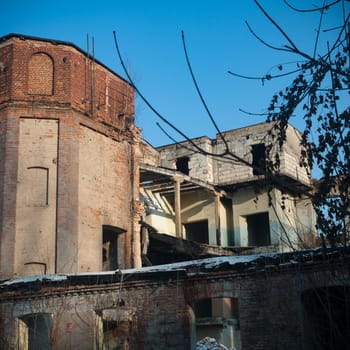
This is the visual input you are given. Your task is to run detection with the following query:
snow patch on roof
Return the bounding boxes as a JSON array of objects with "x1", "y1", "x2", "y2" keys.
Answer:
[
  {"x1": 2, "y1": 274, "x2": 67, "y2": 286},
  {"x1": 120, "y1": 253, "x2": 272, "y2": 275}
]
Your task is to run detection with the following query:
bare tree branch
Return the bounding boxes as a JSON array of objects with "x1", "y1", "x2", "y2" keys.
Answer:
[
  {"x1": 254, "y1": 0, "x2": 299, "y2": 51},
  {"x1": 113, "y1": 31, "x2": 265, "y2": 167},
  {"x1": 228, "y1": 66, "x2": 303, "y2": 81},
  {"x1": 245, "y1": 20, "x2": 291, "y2": 53},
  {"x1": 181, "y1": 31, "x2": 229, "y2": 151},
  {"x1": 283, "y1": 0, "x2": 340, "y2": 13}
]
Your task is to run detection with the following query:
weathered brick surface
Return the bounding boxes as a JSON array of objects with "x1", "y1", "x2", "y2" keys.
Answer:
[
  {"x1": 0, "y1": 253, "x2": 348, "y2": 350},
  {"x1": 0, "y1": 34, "x2": 140, "y2": 278}
]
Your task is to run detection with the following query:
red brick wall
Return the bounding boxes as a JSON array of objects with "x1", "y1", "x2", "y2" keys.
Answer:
[
  {"x1": 1, "y1": 36, "x2": 134, "y2": 126},
  {"x1": 0, "y1": 42, "x2": 12, "y2": 103},
  {"x1": 0, "y1": 259, "x2": 348, "y2": 349},
  {"x1": 27, "y1": 53, "x2": 54, "y2": 95}
]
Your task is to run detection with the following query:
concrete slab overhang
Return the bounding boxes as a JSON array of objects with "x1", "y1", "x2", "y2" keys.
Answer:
[{"x1": 140, "y1": 163, "x2": 228, "y2": 197}]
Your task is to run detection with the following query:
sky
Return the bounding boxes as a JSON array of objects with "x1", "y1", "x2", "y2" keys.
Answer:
[{"x1": 1, "y1": 1, "x2": 347, "y2": 147}]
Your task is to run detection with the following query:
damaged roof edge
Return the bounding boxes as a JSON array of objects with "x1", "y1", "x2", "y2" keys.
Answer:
[
  {"x1": 0, "y1": 33, "x2": 131, "y2": 86},
  {"x1": 1, "y1": 246, "x2": 349, "y2": 291}
]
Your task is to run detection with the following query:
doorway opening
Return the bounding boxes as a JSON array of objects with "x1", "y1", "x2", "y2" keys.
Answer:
[
  {"x1": 246, "y1": 212, "x2": 270, "y2": 246},
  {"x1": 185, "y1": 220, "x2": 209, "y2": 244}
]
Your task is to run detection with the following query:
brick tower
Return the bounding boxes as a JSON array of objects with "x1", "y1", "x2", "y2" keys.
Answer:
[{"x1": 0, "y1": 34, "x2": 142, "y2": 279}]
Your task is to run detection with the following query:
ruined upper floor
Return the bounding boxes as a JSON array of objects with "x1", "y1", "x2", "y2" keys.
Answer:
[{"x1": 149, "y1": 122, "x2": 311, "y2": 191}]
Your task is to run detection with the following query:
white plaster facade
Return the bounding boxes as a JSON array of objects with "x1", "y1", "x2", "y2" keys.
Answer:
[{"x1": 140, "y1": 122, "x2": 316, "y2": 252}]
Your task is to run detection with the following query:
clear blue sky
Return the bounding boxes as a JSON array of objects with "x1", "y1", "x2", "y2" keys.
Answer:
[{"x1": 1, "y1": 1, "x2": 345, "y2": 146}]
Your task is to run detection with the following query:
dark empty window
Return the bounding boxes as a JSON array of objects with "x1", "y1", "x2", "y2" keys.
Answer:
[
  {"x1": 252, "y1": 144, "x2": 266, "y2": 175},
  {"x1": 302, "y1": 286, "x2": 350, "y2": 350},
  {"x1": 185, "y1": 220, "x2": 209, "y2": 244},
  {"x1": 176, "y1": 157, "x2": 190, "y2": 175},
  {"x1": 193, "y1": 299, "x2": 212, "y2": 318},
  {"x1": 20, "y1": 313, "x2": 52, "y2": 350},
  {"x1": 246, "y1": 212, "x2": 270, "y2": 246},
  {"x1": 102, "y1": 226, "x2": 125, "y2": 271}
]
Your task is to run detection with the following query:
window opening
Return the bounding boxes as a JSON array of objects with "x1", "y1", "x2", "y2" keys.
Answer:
[
  {"x1": 252, "y1": 144, "x2": 266, "y2": 175},
  {"x1": 246, "y1": 212, "x2": 271, "y2": 246},
  {"x1": 102, "y1": 226, "x2": 125, "y2": 271},
  {"x1": 184, "y1": 220, "x2": 209, "y2": 244},
  {"x1": 193, "y1": 299, "x2": 212, "y2": 318},
  {"x1": 19, "y1": 313, "x2": 52, "y2": 350},
  {"x1": 176, "y1": 157, "x2": 190, "y2": 175}
]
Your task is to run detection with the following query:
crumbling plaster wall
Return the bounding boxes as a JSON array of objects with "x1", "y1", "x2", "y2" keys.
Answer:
[
  {"x1": 181, "y1": 190, "x2": 231, "y2": 246},
  {"x1": 232, "y1": 186, "x2": 316, "y2": 250},
  {"x1": 232, "y1": 187, "x2": 282, "y2": 248},
  {"x1": 148, "y1": 122, "x2": 314, "y2": 250}
]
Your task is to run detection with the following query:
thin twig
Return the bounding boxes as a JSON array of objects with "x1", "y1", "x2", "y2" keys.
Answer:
[
  {"x1": 254, "y1": 0, "x2": 299, "y2": 51},
  {"x1": 228, "y1": 66, "x2": 303, "y2": 81},
  {"x1": 181, "y1": 31, "x2": 229, "y2": 151},
  {"x1": 283, "y1": 0, "x2": 340, "y2": 13},
  {"x1": 313, "y1": 0, "x2": 327, "y2": 58}
]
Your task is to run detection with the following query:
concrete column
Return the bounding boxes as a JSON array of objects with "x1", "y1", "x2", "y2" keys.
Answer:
[
  {"x1": 174, "y1": 176, "x2": 183, "y2": 238},
  {"x1": 215, "y1": 192, "x2": 221, "y2": 246}
]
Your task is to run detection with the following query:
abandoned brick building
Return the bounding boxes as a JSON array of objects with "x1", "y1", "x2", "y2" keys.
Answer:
[
  {"x1": 139, "y1": 122, "x2": 316, "y2": 264},
  {"x1": 0, "y1": 33, "x2": 317, "y2": 278},
  {"x1": 1, "y1": 33, "x2": 348, "y2": 350},
  {"x1": 0, "y1": 33, "x2": 143, "y2": 280},
  {"x1": 1, "y1": 247, "x2": 350, "y2": 349}
]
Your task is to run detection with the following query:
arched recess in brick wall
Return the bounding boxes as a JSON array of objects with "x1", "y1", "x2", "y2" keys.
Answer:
[{"x1": 28, "y1": 53, "x2": 54, "y2": 95}]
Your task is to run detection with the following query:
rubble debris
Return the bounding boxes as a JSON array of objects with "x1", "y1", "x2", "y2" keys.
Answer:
[{"x1": 196, "y1": 337, "x2": 235, "y2": 350}]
